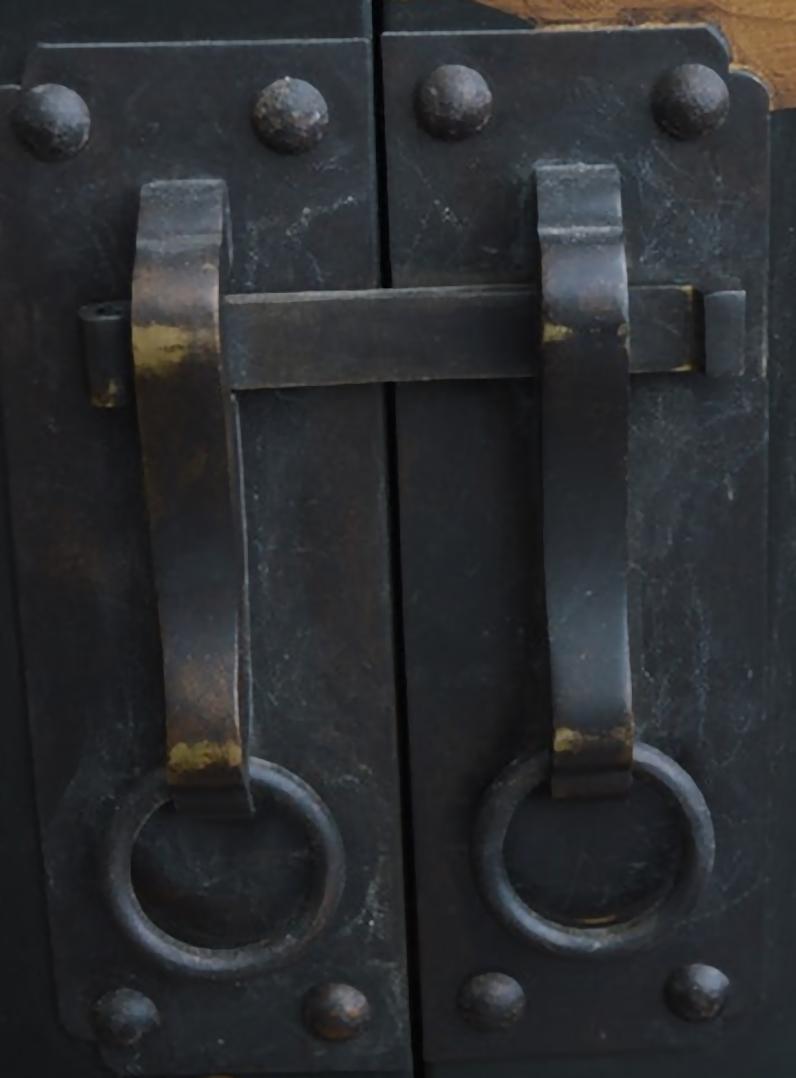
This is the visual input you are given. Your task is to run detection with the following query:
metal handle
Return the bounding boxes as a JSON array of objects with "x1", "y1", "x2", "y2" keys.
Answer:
[
  {"x1": 131, "y1": 179, "x2": 253, "y2": 817},
  {"x1": 473, "y1": 163, "x2": 715, "y2": 956},
  {"x1": 538, "y1": 162, "x2": 634, "y2": 800},
  {"x1": 106, "y1": 757, "x2": 345, "y2": 978},
  {"x1": 473, "y1": 743, "x2": 715, "y2": 957},
  {"x1": 122, "y1": 181, "x2": 347, "y2": 975}
]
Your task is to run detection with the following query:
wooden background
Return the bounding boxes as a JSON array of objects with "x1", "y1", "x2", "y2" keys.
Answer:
[{"x1": 473, "y1": 1, "x2": 796, "y2": 108}]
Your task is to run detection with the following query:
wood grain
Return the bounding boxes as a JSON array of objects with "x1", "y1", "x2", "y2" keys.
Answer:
[{"x1": 473, "y1": 1, "x2": 796, "y2": 108}]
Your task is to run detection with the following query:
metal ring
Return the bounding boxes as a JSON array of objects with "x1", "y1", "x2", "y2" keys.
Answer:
[
  {"x1": 106, "y1": 757, "x2": 345, "y2": 979},
  {"x1": 473, "y1": 742, "x2": 715, "y2": 957}
]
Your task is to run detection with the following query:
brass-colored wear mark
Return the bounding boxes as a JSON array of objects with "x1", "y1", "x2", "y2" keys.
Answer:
[
  {"x1": 168, "y1": 739, "x2": 244, "y2": 775},
  {"x1": 543, "y1": 321, "x2": 575, "y2": 343},
  {"x1": 554, "y1": 724, "x2": 634, "y2": 754},
  {"x1": 132, "y1": 323, "x2": 219, "y2": 374}
]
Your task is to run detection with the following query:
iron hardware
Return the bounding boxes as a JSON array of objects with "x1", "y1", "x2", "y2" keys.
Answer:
[
  {"x1": 474, "y1": 743, "x2": 715, "y2": 957},
  {"x1": 83, "y1": 282, "x2": 731, "y2": 400},
  {"x1": 79, "y1": 42, "x2": 745, "y2": 972},
  {"x1": 0, "y1": 36, "x2": 411, "y2": 1076},
  {"x1": 472, "y1": 162, "x2": 715, "y2": 955},
  {"x1": 107, "y1": 756, "x2": 345, "y2": 978},
  {"x1": 10, "y1": 81, "x2": 91, "y2": 161},
  {"x1": 131, "y1": 178, "x2": 253, "y2": 817},
  {"x1": 0, "y1": 17, "x2": 777, "y2": 1075},
  {"x1": 383, "y1": 23, "x2": 770, "y2": 1061},
  {"x1": 538, "y1": 161, "x2": 635, "y2": 799},
  {"x1": 251, "y1": 77, "x2": 330, "y2": 154}
]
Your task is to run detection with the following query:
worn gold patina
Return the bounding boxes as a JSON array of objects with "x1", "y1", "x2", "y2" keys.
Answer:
[
  {"x1": 168, "y1": 739, "x2": 244, "y2": 775},
  {"x1": 131, "y1": 323, "x2": 213, "y2": 373},
  {"x1": 553, "y1": 724, "x2": 634, "y2": 755},
  {"x1": 132, "y1": 180, "x2": 252, "y2": 816},
  {"x1": 543, "y1": 322, "x2": 575, "y2": 344}
]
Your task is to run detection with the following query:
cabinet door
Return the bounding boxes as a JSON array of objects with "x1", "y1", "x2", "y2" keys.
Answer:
[
  {"x1": 0, "y1": 7, "x2": 412, "y2": 1076},
  {"x1": 380, "y1": 11, "x2": 786, "y2": 1077}
]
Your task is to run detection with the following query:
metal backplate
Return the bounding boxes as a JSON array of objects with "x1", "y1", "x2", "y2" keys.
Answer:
[
  {"x1": 383, "y1": 26, "x2": 770, "y2": 1064},
  {"x1": 0, "y1": 39, "x2": 410, "y2": 1075},
  {"x1": 0, "y1": 1, "x2": 374, "y2": 77}
]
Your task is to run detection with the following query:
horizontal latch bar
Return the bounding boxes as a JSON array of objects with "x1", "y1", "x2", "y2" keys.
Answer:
[
  {"x1": 81, "y1": 281, "x2": 738, "y2": 406},
  {"x1": 225, "y1": 284, "x2": 699, "y2": 388}
]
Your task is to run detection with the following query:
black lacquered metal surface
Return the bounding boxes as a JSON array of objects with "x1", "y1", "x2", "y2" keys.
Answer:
[
  {"x1": 384, "y1": 24, "x2": 770, "y2": 1064},
  {"x1": 0, "y1": 36, "x2": 411, "y2": 1077},
  {"x1": 537, "y1": 162, "x2": 634, "y2": 798},
  {"x1": 0, "y1": 9, "x2": 793, "y2": 1078},
  {"x1": 131, "y1": 179, "x2": 253, "y2": 817},
  {"x1": 79, "y1": 284, "x2": 703, "y2": 396}
]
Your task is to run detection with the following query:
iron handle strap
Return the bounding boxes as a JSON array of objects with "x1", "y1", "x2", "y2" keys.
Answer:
[
  {"x1": 537, "y1": 163, "x2": 634, "y2": 799},
  {"x1": 131, "y1": 179, "x2": 253, "y2": 817},
  {"x1": 471, "y1": 164, "x2": 715, "y2": 955}
]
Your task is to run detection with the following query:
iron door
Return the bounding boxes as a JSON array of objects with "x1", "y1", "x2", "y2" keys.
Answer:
[{"x1": 1, "y1": 4, "x2": 796, "y2": 1078}]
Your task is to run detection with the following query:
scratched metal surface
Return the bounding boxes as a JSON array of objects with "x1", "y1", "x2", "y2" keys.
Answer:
[
  {"x1": 0, "y1": 5, "x2": 793, "y2": 1078},
  {"x1": 383, "y1": 23, "x2": 773, "y2": 1065},
  {"x1": 423, "y1": 101, "x2": 796, "y2": 1078},
  {"x1": 0, "y1": 29, "x2": 410, "y2": 1078}
]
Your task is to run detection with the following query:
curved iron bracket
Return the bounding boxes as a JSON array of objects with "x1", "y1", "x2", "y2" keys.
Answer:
[
  {"x1": 132, "y1": 179, "x2": 253, "y2": 817},
  {"x1": 537, "y1": 163, "x2": 634, "y2": 799}
]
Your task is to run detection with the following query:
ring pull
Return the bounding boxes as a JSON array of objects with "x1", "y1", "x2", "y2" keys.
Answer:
[
  {"x1": 473, "y1": 163, "x2": 715, "y2": 956},
  {"x1": 473, "y1": 744, "x2": 715, "y2": 958},
  {"x1": 106, "y1": 758, "x2": 345, "y2": 978},
  {"x1": 538, "y1": 162, "x2": 633, "y2": 800},
  {"x1": 132, "y1": 179, "x2": 253, "y2": 817}
]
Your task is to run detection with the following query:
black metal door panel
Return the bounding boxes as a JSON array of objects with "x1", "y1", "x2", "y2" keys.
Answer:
[
  {"x1": 0, "y1": 30, "x2": 411, "y2": 1078},
  {"x1": 383, "y1": 22, "x2": 773, "y2": 1068},
  {"x1": 0, "y1": 6, "x2": 795, "y2": 1078}
]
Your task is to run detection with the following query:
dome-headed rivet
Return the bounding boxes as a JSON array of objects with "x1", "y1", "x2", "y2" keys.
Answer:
[
  {"x1": 302, "y1": 983, "x2": 371, "y2": 1042},
  {"x1": 652, "y1": 64, "x2": 730, "y2": 140},
  {"x1": 458, "y1": 972, "x2": 526, "y2": 1031},
  {"x1": 11, "y1": 83, "x2": 91, "y2": 161},
  {"x1": 665, "y1": 963, "x2": 730, "y2": 1022},
  {"x1": 252, "y1": 77, "x2": 329, "y2": 154},
  {"x1": 416, "y1": 64, "x2": 493, "y2": 141},
  {"x1": 93, "y1": 988, "x2": 161, "y2": 1047}
]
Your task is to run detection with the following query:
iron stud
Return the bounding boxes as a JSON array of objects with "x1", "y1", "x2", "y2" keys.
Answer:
[
  {"x1": 302, "y1": 983, "x2": 371, "y2": 1042},
  {"x1": 458, "y1": 972, "x2": 526, "y2": 1031},
  {"x1": 416, "y1": 64, "x2": 493, "y2": 141},
  {"x1": 252, "y1": 78, "x2": 329, "y2": 154},
  {"x1": 11, "y1": 83, "x2": 91, "y2": 161},
  {"x1": 93, "y1": 988, "x2": 161, "y2": 1047},
  {"x1": 665, "y1": 963, "x2": 730, "y2": 1022},
  {"x1": 652, "y1": 64, "x2": 730, "y2": 140}
]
